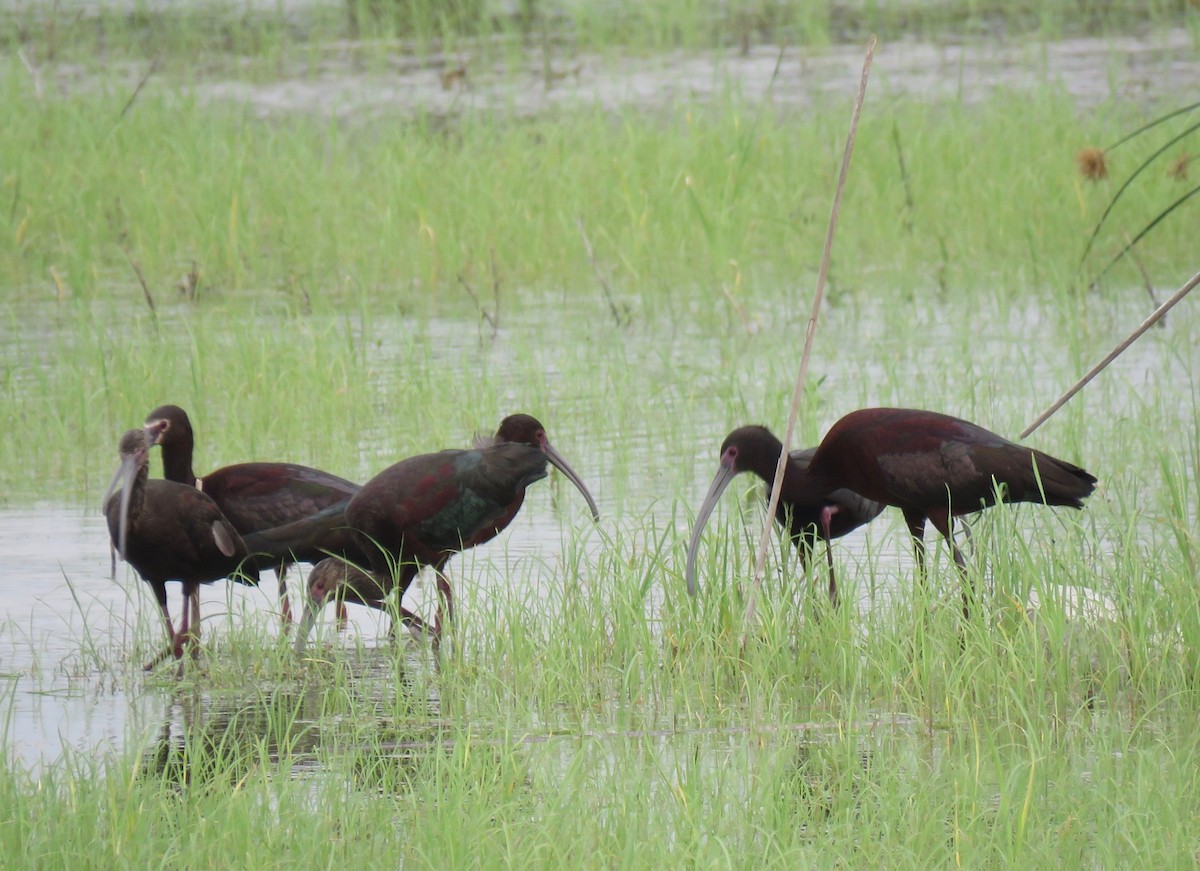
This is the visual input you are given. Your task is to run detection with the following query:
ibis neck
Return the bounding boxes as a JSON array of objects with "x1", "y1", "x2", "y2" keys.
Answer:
[
  {"x1": 160, "y1": 443, "x2": 197, "y2": 487},
  {"x1": 750, "y1": 447, "x2": 836, "y2": 507}
]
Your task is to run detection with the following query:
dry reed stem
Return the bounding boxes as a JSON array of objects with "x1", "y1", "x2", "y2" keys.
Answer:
[
  {"x1": 577, "y1": 217, "x2": 627, "y2": 326},
  {"x1": 1021, "y1": 267, "x2": 1200, "y2": 439},
  {"x1": 122, "y1": 248, "x2": 157, "y2": 316},
  {"x1": 119, "y1": 56, "x2": 161, "y2": 119},
  {"x1": 740, "y1": 35, "x2": 877, "y2": 647}
]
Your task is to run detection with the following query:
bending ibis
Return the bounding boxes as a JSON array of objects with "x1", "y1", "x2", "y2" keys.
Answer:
[
  {"x1": 685, "y1": 429, "x2": 884, "y2": 605},
  {"x1": 104, "y1": 427, "x2": 259, "y2": 669},
  {"x1": 299, "y1": 557, "x2": 434, "y2": 645},
  {"x1": 143, "y1": 404, "x2": 358, "y2": 625},
  {"x1": 686, "y1": 409, "x2": 1097, "y2": 615},
  {"x1": 293, "y1": 414, "x2": 600, "y2": 654}
]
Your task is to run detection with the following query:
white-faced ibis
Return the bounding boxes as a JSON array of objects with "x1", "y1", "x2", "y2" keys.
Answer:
[
  {"x1": 104, "y1": 427, "x2": 259, "y2": 669},
  {"x1": 293, "y1": 414, "x2": 600, "y2": 654},
  {"x1": 143, "y1": 404, "x2": 359, "y2": 625},
  {"x1": 685, "y1": 429, "x2": 884, "y2": 605},
  {"x1": 686, "y1": 409, "x2": 1097, "y2": 616}
]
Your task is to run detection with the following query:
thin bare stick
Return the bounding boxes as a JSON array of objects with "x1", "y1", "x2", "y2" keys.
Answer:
[
  {"x1": 119, "y1": 56, "x2": 161, "y2": 119},
  {"x1": 740, "y1": 35, "x2": 877, "y2": 646},
  {"x1": 1122, "y1": 229, "x2": 1162, "y2": 315},
  {"x1": 577, "y1": 216, "x2": 627, "y2": 326},
  {"x1": 488, "y1": 245, "x2": 502, "y2": 336},
  {"x1": 890, "y1": 121, "x2": 915, "y2": 234},
  {"x1": 457, "y1": 272, "x2": 497, "y2": 334},
  {"x1": 1021, "y1": 267, "x2": 1200, "y2": 439},
  {"x1": 122, "y1": 248, "x2": 157, "y2": 316}
]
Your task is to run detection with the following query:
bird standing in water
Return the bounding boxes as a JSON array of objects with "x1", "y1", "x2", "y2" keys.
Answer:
[
  {"x1": 291, "y1": 414, "x2": 599, "y2": 654},
  {"x1": 143, "y1": 404, "x2": 357, "y2": 626},
  {"x1": 104, "y1": 426, "x2": 259, "y2": 670},
  {"x1": 687, "y1": 408, "x2": 1097, "y2": 616},
  {"x1": 685, "y1": 431, "x2": 884, "y2": 605}
]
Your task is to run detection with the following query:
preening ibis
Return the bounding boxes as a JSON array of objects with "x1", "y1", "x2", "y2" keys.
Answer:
[
  {"x1": 143, "y1": 404, "x2": 358, "y2": 625},
  {"x1": 686, "y1": 409, "x2": 1097, "y2": 615},
  {"x1": 293, "y1": 414, "x2": 600, "y2": 654},
  {"x1": 685, "y1": 429, "x2": 884, "y2": 605},
  {"x1": 104, "y1": 427, "x2": 259, "y2": 669}
]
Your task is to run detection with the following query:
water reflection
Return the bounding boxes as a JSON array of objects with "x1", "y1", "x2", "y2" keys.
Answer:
[{"x1": 140, "y1": 649, "x2": 441, "y2": 789}]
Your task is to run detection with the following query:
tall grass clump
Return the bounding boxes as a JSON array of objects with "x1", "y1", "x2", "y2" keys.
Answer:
[{"x1": 3, "y1": 77, "x2": 1187, "y2": 307}]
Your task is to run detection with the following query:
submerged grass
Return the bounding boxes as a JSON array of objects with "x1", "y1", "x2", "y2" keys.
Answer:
[{"x1": 6, "y1": 489, "x2": 1200, "y2": 867}]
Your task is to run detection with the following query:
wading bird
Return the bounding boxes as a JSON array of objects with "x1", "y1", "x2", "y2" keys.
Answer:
[
  {"x1": 143, "y1": 404, "x2": 358, "y2": 625},
  {"x1": 685, "y1": 433, "x2": 885, "y2": 605},
  {"x1": 104, "y1": 426, "x2": 259, "y2": 670},
  {"x1": 686, "y1": 409, "x2": 1097, "y2": 616},
  {"x1": 291, "y1": 414, "x2": 600, "y2": 654}
]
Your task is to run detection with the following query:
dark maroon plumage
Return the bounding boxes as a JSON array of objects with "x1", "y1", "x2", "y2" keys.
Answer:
[
  {"x1": 143, "y1": 404, "x2": 359, "y2": 624},
  {"x1": 104, "y1": 427, "x2": 259, "y2": 670},
  {"x1": 293, "y1": 414, "x2": 599, "y2": 653},
  {"x1": 687, "y1": 409, "x2": 1097, "y2": 615}
]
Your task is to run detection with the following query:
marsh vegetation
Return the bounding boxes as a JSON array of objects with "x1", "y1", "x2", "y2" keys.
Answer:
[{"x1": 2, "y1": 0, "x2": 1199, "y2": 866}]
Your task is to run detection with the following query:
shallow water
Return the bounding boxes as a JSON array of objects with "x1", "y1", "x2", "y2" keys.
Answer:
[
  {"x1": 6, "y1": 11, "x2": 1194, "y2": 120},
  {"x1": 191, "y1": 29, "x2": 1198, "y2": 121},
  {"x1": 2, "y1": 4, "x2": 1198, "y2": 771},
  {"x1": 3, "y1": 282, "x2": 1196, "y2": 767}
]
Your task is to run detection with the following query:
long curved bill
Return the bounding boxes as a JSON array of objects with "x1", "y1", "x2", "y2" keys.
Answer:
[
  {"x1": 295, "y1": 557, "x2": 351, "y2": 655},
  {"x1": 543, "y1": 441, "x2": 601, "y2": 523},
  {"x1": 294, "y1": 597, "x2": 319, "y2": 656},
  {"x1": 102, "y1": 451, "x2": 141, "y2": 562},
  {"x1": 685, "y1": 462, "x2": 739, "y2": 597}
]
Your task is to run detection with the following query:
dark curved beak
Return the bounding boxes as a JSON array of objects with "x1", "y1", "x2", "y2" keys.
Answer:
[
  {"x1": 295, "y1": 558, "x2": 344, "y2": 656},
  {"x1": 685, "y1": 461, "x2": 738, "y2": 597},
  {"x1": 102, "y1": 452, "x2": 140, "y2": 561},
  {"x1": 543, "y1": 441, "x2": 601, "y2": 523}
]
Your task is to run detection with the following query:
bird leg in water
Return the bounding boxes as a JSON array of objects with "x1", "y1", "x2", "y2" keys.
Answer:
[
  {"x1": 189, "y1": 585, "x2": 203, "y2": 655},
  {"x1": 920, "y1": 507, "x2": 973, "y2": 620},
  {"x1": 142, "y1": 586, "x2": 179, "y2": 671},
  {"x1": 171, "y1": 585, "x2": 200, "y2": 661},
  {"x1": 279, "y1": 570, "x2": 292, "y2": 627},
  {"x1": 819, "y1": 504, "x2": 840, "y2": 608},
  {"x1": 432, "y1": 567, "x2": 454, "y2": 647},
  {"x1": 904, "y1": 508, "x2": 929, "y2": 575}
]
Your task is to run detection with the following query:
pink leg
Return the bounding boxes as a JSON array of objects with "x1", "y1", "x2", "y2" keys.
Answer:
[
  {"x1": 433, "y1": 568, "x2": 454, "y2": 646},
  {"x1": 819, "y1": 505, "x2": 840, "y2": 608},
  {"x1": 172, "y1": 586, "x2": 201, "y2": 661},
  {"x1": 279, "y1": 567, "x2": 293, "y2": 628}
]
